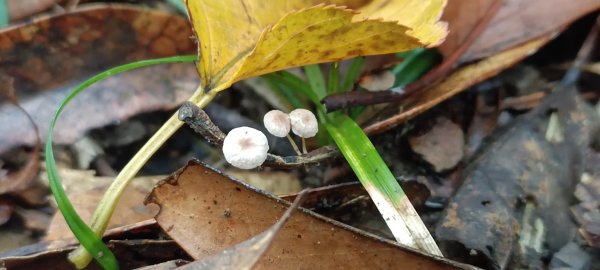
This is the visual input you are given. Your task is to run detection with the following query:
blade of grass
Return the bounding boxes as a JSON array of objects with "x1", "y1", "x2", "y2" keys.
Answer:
[
  {"x1": 341, "y1": 57, "x2": 365, "y2": 92},
  {"x1": 321, "y1": 112, "x2": 442, "y2": 255},
  {"x1": 304, "y1": 64, "x2": 327, "y2": 101},
  {"x1": 393, "y1": 48, "x2": 440, "y2": 88},
  {"x1": 0, "y1": 0, "x2": 8, "y2": 27},
  {"x1": 46, "y1": 55, "x2": 197, "y2": 269},
  {"x1": 327, "y1": 62, "x2": 340, "y2": 94},
  {"x1": 301, "y1": 64, "x2": 442, "y2": 255},
  {"x1": 261, "y1": 75, "x2": 306, "y2": 109}
]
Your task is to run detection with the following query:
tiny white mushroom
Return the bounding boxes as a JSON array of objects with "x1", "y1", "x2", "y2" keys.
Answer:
[
  {"x1": 222, "y1": 127, "x2": 269, "y2": 169},
  {"x1": 289, "y1": 109, "x2": 318, "y2": 138},
  {"x1": 263, "y1": 110, "x2": 291, "y2": 137},
  {"x1": 358, "y1": 70, "x2": 395, "y2": 91}
]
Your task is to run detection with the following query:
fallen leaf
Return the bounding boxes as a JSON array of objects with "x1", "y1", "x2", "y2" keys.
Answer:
[
  {"x1": 0, "y1": 4, "x2": 198, "y2": 154},
  {"x1": 185, "y1": 0, "x2": 447, "y2": 92},
  {"x1": 1, "y1": 240, "x2": 188, "y2": 270},
  {"x1": 43, "y1": 168, "x2": 162, "y2": 241},
  {"x1": 6, "y1": 0, "x2": 58, "y2": 21},
  {"x1": 409, "y1": 117, "x2": 464, "y2": 172},
  {"x1": 440, "y1": 0, "x2": 600, "y2": 62},
  {"x1": 435, "y1": 88, "x2": 600, "y2": 268},
  {"x1": 0, "y1": 201, "x2": 12, "y2": 226},
  {"x1": 0, "y1": 75, "x2": 40, "y2": 194},
  {"x1": 225, "y1": 170, "x2": 302, "y2": 195},
  {"x1": 179, "y1": 190, "x2": 307, "y2": 270},
  {"x1": 146, "y1": 161, "x2": 476, "y2": 269},
  {"x1": 364, "y1": 35, "x2": 552, "y2": 134}
]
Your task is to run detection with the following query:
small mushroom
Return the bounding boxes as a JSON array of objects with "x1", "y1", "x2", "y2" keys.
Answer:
[
  {"x1": 358, "y1": 70, "x2": 395, "y2": 91},
  {"x1": 263, "y1": 110, "x2": 291, "y2": 137},
  {"x1": 222, "y1": 127, "x2": 269, "y2": 169},
  {"x1": 289, "y1": 109, "x2": 318, "y2": 138}
]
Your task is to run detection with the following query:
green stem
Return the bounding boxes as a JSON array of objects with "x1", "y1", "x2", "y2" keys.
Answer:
[
  {"x1": 69, "y1": 87, "x2": 218, "y2": 268},
  {"x1": 46, "y1": 55, "x2": 198, "y2": 269}
]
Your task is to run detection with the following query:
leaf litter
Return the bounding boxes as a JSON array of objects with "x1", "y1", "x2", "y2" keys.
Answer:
[
  {"x1": 0, "y1": 4, "x2": 198, "y2": 154},
  {"x1": 146, "y1": 160, "x2": 475, "y2": 269}
]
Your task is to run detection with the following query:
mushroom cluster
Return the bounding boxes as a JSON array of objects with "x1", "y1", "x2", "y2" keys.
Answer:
[{"x1": 221, "y1": 108, "x2": 318, "y2": 169}]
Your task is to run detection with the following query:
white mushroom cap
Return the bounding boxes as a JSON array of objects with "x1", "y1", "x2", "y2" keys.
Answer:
[
  {"x1": 358, "y1": 70, "x2": 395, "y2": 91},
  {"x1": 263, "y1": 110, "x2": 291, "y2": 137},
  {"x1": 289, "y1": 109, "x2": 318, "y2": 138},
  {"x1": 222, "y1": 127, "x2": 269, "y2": 169}
]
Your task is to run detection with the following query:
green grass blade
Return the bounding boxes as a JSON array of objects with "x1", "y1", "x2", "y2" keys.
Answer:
[
  {"x1": 0, "y1": 0, "x2": 8, "y2": 27},
  {"x1": 303, "y1": 64, "x2": 327, "y2": 101},
  {"x1": 341, "y1": 57, "x2": 365, "y2": 92},
  {"x1": 45, "y1": 55, "x2": 196, "y2": 269},
  {"x1": 261, "y1": 76, "x2": 306, "y2": 109},
  {"x1": 299, "y1": 61, "x2": 441, "y2": 255},
  {"x1": 392, "y1": 48, "x2": 440, "y2": 88},
  {"x1": 327, "y1": 63, "x2": 340, "y2": 94}
]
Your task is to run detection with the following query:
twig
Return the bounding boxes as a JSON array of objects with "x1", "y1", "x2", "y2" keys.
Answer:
[
  {"x1": 178, "y1": 102, "x2": 340, "y2": 168},
  {"x1": 321, "y1": 0, "x2": 503, "y2": 111}
]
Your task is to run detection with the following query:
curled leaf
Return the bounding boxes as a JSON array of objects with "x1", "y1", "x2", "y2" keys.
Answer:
[{"x1": 185, "y1": 0, "x2": 447, "y2": 91}]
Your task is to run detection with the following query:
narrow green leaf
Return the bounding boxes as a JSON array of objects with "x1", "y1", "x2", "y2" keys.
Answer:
[
  {"x1": 46, "y1": 55, "x2": 196, "y2": 269},
  {"x1": 341, "y1": 57, "x2": 365, "y2": 92},
  {"x1": 303, "y1": 64, "x2": 327, "y2": 101},
  {"x1": 261, "y1": 75, "x2": 306, "y2": 109},
  {"x1": 327, "y1": 63, "x2": 340, "y2": 94},
  {"x1": 392, "y1": 48, "x2": 440, "y2": 88},
  {"x1": 0, "y1": 0, "x2": 9, "y2": 27}
]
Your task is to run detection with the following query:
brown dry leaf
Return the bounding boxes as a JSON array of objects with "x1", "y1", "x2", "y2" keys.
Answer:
[
  {"x1": 409, "y1": 117, "x2": 464, "y2": 172},
  {"x1": 178, "y1": 191, "x2": 307, "y2": 270},
  {"x1": 365, "y1": 35, "x2": 552, "y2": 134},
  {"x1": 1, "y1": 240, "x2": 187, "y2": 270},
  {"x1": 146, "y1": 161, "x2": 476, "y2": 270},
  {"x1": 0, "y1": 201, "x2": 12, "y2": 226},
  {"x1": 6, "y1": 0, "x2": 59, "y2": 21},
  {"x1": 43, "y1": 168, "x2": 162, "y2": 241},
  {"x1": 435, "y1": 86, "x2": 600, "y2": 268},
  {"x1": 0, "y1": 76, "x2": 40, "y2": 194},
  {"x1": 225, "y1": 170, "x2": 302, "y2": 195},
  {"x1": 0, "y1": 4, "x2": 198, "y2": 154},
  {"x1": 440, "y1": 0, "x2": 600, "y2": 62}
]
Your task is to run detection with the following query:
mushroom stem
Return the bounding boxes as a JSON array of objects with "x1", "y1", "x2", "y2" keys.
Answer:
[
  {"x1": 301, "y1": 137, "x2": 308, "y2": 154},
  {"x1": 286, "y1": 134, "x2": 302, "y2": 156}
]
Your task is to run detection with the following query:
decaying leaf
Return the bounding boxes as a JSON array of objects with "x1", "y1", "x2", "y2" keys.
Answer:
[
  {"x1": 0, "y1": 75, "x2": 40, "y2": 195},
  {"x1": 409, "y1": 117, "x2": 464, "y2": 172},
  {"x1": 364, "y1": 35, "x2": 552, "y2": 135},
  {"x1": 440, "y1": 0, "x2": 600, "y2": 62},
  {"x1": 1, "y1": 240, "x2": 188, "y2": 270},
  {"x1": 146, "y1": 161, "x2": 476, "y2": 269},
  {"x1": 178, "y1": 190, "x2": 307, "y2": 270},
  {"x1": 185, "y1": 0, "x2": 447, "y2": 92},
  {"x1": 43, "y1": 168, "x2": 162, "y2": 241},
  {"x1": 435, "y1": 88, "x2": 600, "y2": 269},
  {"x1": 0, "y1": 4, "x2": 198, "y2": 154}
]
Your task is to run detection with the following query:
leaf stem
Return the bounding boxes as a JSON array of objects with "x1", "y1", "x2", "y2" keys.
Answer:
[{"x1": 68, "y1": 86, "x2": 218, "y2": 268}]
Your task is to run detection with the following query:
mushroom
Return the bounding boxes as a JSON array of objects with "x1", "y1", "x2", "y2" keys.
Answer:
[
  {"x1": 289, "y1": 109, "x2": 318, "y2": 138},
  {"x1": 263, "y1": 110, "x2": 291, "y2": 137},
  {"x1": 289, "y1": 109, "x2": 318, "y2": 154},
  {"x1": 222, "y1": 127, "x2": 269, "y2": 169},
  {"x1": 358, "y1": 70, "x2": 395, "y2": 91}
]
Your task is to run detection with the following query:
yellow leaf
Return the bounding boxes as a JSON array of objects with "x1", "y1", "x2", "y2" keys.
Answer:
[{"x1": 185, "y1": 0, "x2": 447, "y2": 92}]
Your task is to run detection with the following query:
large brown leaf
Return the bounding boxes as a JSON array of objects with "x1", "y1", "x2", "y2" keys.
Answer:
[
  {"x1": 146, "y1": 161, "x2": 477, "y2": 269},
  {"x1": 440, "y1": 0, "x2": 600, "y2": 62},
  {"x1": 0, "y1": 4, "x2": 198, "y2": 154}
]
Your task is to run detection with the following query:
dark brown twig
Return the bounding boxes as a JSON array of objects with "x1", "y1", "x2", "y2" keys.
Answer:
[
  {"x1": 178, "y1": 102, "x2": 340, "y2": 168},
  {"x1": 321, "y1": 0, "x2": 503, "y2": 111}
]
